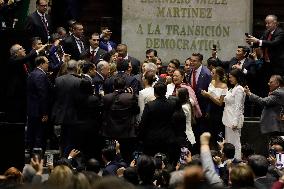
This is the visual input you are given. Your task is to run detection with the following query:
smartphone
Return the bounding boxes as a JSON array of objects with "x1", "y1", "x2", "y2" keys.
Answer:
[
  {"x1": 276, "y1": 152, "x2": 284, "y2": 168},
  {"x1": 269, "y1": 148, "x2": 277, "y2": 158},
  {"x1": 46, "y1": 153, "x2": 54, "y2": 166},
  {"x1": 133, "y1": 151, "x2": 142, "y2": 161},
  {"x1": 245, "y1": 33, "x2": 249, "y2": 37},
  {"x1": 179, "y1": 147, "x2": 190, "y2": 164},
  {"x1": 105, "y1": 139, "x2": 116, "y2": 148},
  {"x1": 217, "y1": 132, "x2": 224, "y2": 142}
]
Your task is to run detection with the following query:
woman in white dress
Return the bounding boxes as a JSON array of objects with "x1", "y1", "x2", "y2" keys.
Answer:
[
  {"x1": 222, "y1": 69, "x2": 246, "y2": 160},
  {"x1": 138, "y1": 71, "x2": 156, "y2": 120},
  {"x1": 177, "y1": 87, "x2": 196, "y2": 145},
  {"x1": 201, "y1": 67, "x2": 228, "y2": 149}
]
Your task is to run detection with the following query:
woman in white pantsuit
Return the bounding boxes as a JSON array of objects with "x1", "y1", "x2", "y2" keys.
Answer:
[{"x1": 222, "y1": 69, "x2": 246, "y2": 160}]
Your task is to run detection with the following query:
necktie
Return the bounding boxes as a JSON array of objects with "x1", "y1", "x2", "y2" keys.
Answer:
[
  {"x1": 90, "y1": 50, "x2": 96, "y2": 63},
  {"x1": 264, "y1": 32, "x2": 272, "y2": 62},
  {"x1": 77, "y1": 39, "x2": 84, "y2": 53},
  {"x1": 41, "y1": 15, "x2": 49, "y2": 36},
  {"x1": 192, "y1": 70, "x2": 197, "y2": 91},
  {"x1": 23, "y1": 64, "x2": 29, "y2": 75}
]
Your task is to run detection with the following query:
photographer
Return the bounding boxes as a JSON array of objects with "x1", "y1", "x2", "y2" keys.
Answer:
[{"x1": 102, "y1": 76, "x2": 140, "y2": 164}]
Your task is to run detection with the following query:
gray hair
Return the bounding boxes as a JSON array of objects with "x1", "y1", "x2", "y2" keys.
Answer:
[
  {"x1": 10, "y1": 44, "x2": 21, "y2": 56},
  {"x1": 169, "y1": 170, "x2": 184, "y2": 189},
  {"x1": 97, "y1": 60, "x2": 109, "y2": 72},
  {"x1": 67, "y1": 59, "x2": 78, "y2": 72},
  {"x1": 145, "y1": 62, "x2": 157, "y2": 73}
]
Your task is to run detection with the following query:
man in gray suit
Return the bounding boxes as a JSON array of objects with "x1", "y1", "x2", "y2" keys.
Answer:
[{"x1": 244, "y1": 75, "x2": 284, "y2": 135}]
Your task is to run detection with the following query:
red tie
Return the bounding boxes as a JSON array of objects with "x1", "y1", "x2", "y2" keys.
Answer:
[
  {"x1": 41, "y1": 15, "x2": 49, "y2": 36},
  {"x1": 192, "y1": 70, "x2": 197, "y2": 91},
  {"x1": 264, "y1": 32, "x2": 272, "y2": 62},
  {"x1": 23, "y1": 64, "x2": 29, "y2": 75}
]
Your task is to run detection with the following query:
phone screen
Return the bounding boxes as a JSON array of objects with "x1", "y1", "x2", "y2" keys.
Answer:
[
  {"x1": 276, "y1": 152, "x2": 284, "y2": 168},
  {"x1": 179, "y1": 147, "x2": 190, "y2": 164}
]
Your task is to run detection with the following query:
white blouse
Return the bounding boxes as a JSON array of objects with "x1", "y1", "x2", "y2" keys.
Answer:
[
  {"x1": 182, "y1": 103, "x2": 196, "y2": 145},
  {"x1": 138, "y1": 87, "x2": 155, "y2": 120},
  {"x1": 222, "y1": 85, "x2": 245, "y2": 128},
  {"x1": 208, "y1": 83, "x2": 228, "y2": 98}
]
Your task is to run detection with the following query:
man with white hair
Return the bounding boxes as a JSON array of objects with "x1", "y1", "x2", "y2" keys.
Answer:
[
  {"x1": 93, "y1": 60, "x2": 110, "y2": 95},
  {"x1": 135, "y1": 62, "x2": 159, "y2": 90},
  {"x1": 6, "y1": 43, "x2": 46, "y2": 122}
]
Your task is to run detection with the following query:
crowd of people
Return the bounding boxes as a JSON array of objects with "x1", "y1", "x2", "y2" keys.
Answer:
[{"x1": 2, "y1": 0, "x2": 284, "y2": 188}]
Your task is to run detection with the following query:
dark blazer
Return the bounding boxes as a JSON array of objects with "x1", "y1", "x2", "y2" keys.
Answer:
[
  {"x1": 223, "y1": 57, "x2": 256, "y2": 75},
  {"x1": 103, "y1": 72, "x2": 139, "y2": 95},
  {"x1": 189, "y1": 66, "x2": 212, "y2": 114},
  {"x1": 249, "y1": 87, "x2": 284, "y2": 134},
  {"x1": 99, "y1": 39, "x2": 117, "y2": 52},
  {"x1": 102, "y1": 90, "x2": 139, "y2": 139},
  {"x1": 27, "y1": 68, "x2": 52, "y2": 117},
  {"x1": 52, "y1": 73, "x2": 83, "y2": 125},
  {"x1": 82, "y1": 47, "x2": 106, "y2": 64},
  {"x1": 93, "y1": 72, "x2": 105, "y2": 94},
  {"x1": 260, "y1": 27, "x2": 284, "y2": 72},
  {"x1": 6, "y1": 50, "x2": 38, "y2": 98},
  {"x1": 5, "y1": 50, "x2": 38, "y2": 122},
  {"x1": 128, "y1": 56, "x2": 141, "y2": 75},
  {"x1": 139, "y1": 96, "x2": 176, "y2": 145},
  {"x1": 62, "y1": 35, "x2": 87, "y2": 60},
  {"x1": 25, "y1": 11, "x2": 51, "y2": 43},
  {"x1": 134, "y1": 73, "x2": 144, "y2": 92}
]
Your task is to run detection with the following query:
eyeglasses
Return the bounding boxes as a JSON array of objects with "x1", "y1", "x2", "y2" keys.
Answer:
[{"x1": 39, "y1": 4, "x2": 48, "y2": 7}]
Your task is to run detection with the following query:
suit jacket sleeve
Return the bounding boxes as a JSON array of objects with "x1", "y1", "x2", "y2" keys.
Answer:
[
  {"x1": 262, "y1": 29, "x2": 284, "y2": 48},
  {"x1": 249, "y1": 92, "x2": 279, "y2": 106}
]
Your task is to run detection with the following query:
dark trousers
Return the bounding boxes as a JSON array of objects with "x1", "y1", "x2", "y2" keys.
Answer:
[{"x1": 26, "y1": 116, "x2": 47, "y2": 155}]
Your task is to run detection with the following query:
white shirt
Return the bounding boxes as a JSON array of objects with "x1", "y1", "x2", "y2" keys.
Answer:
[
  {"x1": 222, "y1": 85, "x2": 245, "y2": 128},
  {"x1": 138, "y1": 87, "x2": 155, "y2": 120}
]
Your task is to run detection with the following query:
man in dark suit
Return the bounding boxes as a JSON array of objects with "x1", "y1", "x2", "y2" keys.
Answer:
[
  {"x1": 93, "y1": 60, "x2": 110, "y2": 95},
  {"x1": 82, "y1": 32, "x2": 106, "y2": 64},
  {"x1": 26, "y1": 56, "x2": 52, "y2": 154},
  {"x1": 6, "y1": 44, "x2": 46, "y2": 123},
  {"x1": 246, "y1": 14, "x2": 284, "y2": 76},
  {"x1": 99, "y1": 28, "x2": 117, "y2": 52},
  {"x1": 222, "y1": 46, "x2": 256, "y2": 87},
  {"x1": 188, "y1": 53, "x2": 212, "y2": 151},
  {"x1": 102, "y1": 76, "x2": 139, "y2": 163},
  {"x1": 25, "y1": 0, "x2": 51, "y2": 44},
  {"x1": 104, "y1": 59, "x2": 139, "y2": 95},
  {"x1": 62, "y1": 22, "x2": 87, "y2": 60},
  {"x1": 51, "y1": 59, "x2": 84, "y2": 156},
  {"x1": 139, "y1": 82, "x2": 178, "y2": 164},
  {"x1": 117, "y1": 44, "x2": 141, "y2": 75}
]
